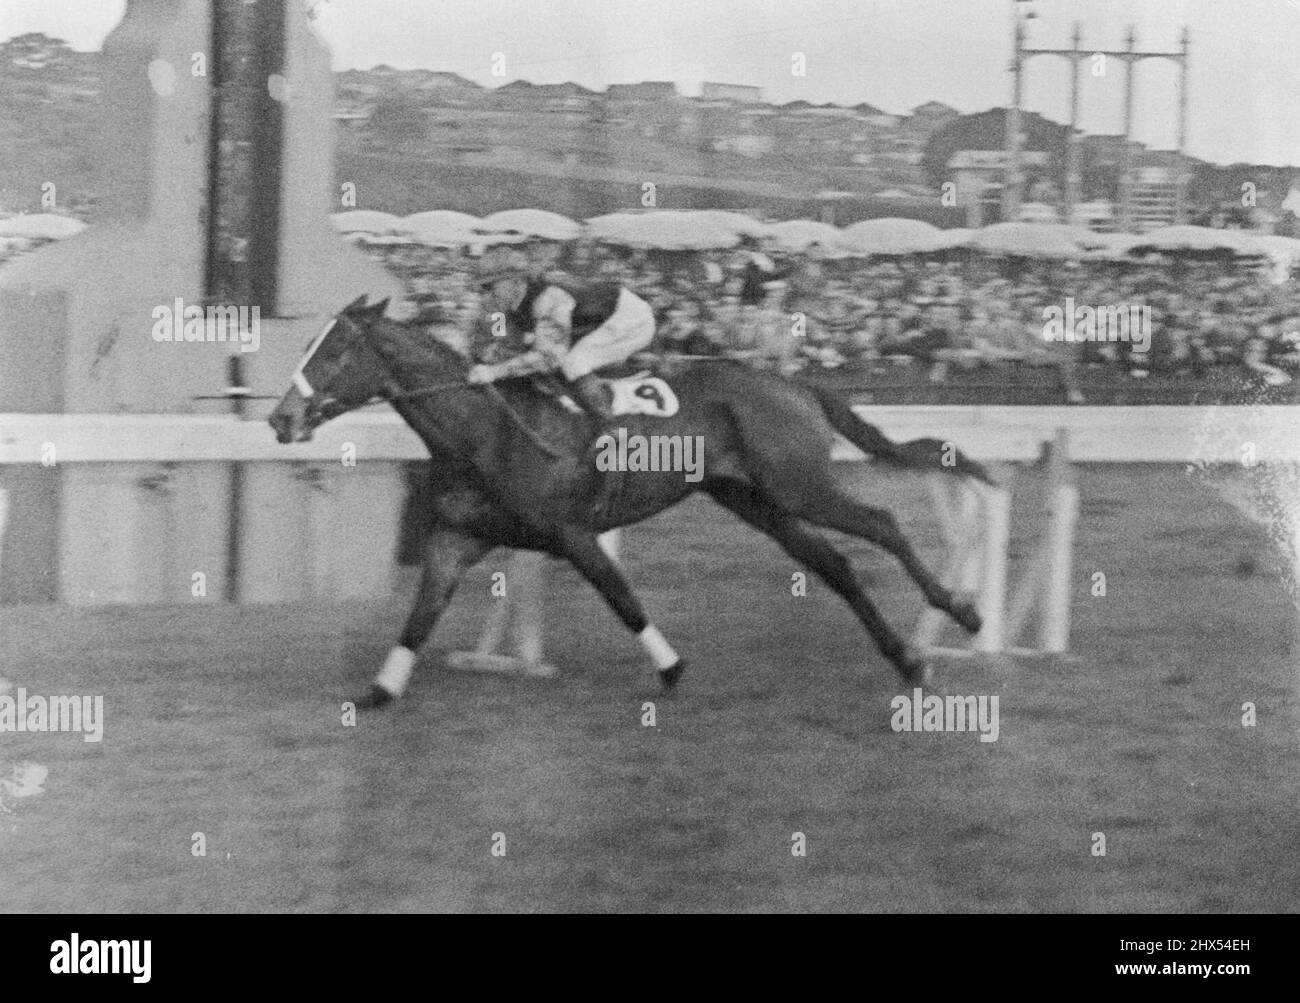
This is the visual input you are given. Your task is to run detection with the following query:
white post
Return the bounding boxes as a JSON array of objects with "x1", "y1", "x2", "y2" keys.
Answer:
[
  {"x1": 506, "y1": 550, "x2": 545, "y2": 664},
  {"x1": 973, "y1": 485, "x2": 1010, "y2": 653},
  {"x1": 913, "y1": 475, "x2": 971, "y2": 652},
  {"x1": 1038, "y1": 430, "x2": 1077, "y2": 654},
  {"x1": 452, "y1": 531, "x2": 622, "y2": 677},
  {"x1": 1039, "y1": 480, "x2": 1078, "y2": 653}
]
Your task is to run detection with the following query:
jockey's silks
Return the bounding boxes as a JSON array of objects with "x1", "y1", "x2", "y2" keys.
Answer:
[{"x1": 506, "y1": 278, "x2": 623, "y2": 342}]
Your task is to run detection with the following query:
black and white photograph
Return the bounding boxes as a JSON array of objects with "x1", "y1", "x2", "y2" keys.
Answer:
[{"x1": 0, "y1": 0, "x2": 1296, "y2": 948}]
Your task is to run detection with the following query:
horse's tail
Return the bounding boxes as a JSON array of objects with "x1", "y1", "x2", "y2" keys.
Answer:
[{"x1": 808, "y1": 385, "x2": 995, "y2": 486}]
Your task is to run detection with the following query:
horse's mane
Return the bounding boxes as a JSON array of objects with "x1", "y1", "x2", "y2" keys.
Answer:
[
  {"x1": 360, "y1": 312, "x2": 552, "y2": 397},
  {"x1": 362, "y1": 312, "x2": 468, "y2": 384}
]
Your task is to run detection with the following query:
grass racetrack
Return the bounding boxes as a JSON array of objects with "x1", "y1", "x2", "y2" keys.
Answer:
[{"x1": 2, "y1": 464, "x2": 1298, "y2": 912}]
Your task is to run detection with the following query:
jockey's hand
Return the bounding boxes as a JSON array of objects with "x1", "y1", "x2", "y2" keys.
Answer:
[{"x1": 466, "y1": 364, "x2": 496, "y2": 385}]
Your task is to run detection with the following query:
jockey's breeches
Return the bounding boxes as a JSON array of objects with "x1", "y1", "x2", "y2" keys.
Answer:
[{"x1": 561, "y1": 288, "x2": 656, "y2": 379}]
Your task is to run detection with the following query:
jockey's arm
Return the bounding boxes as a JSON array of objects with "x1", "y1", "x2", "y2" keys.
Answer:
[{"x1": 470, "y1": 287, "x2": 574, "y2": 382}]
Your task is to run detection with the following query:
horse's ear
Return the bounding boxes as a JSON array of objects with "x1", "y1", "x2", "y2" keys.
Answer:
[
  {"x1": 342, "y1": 294, "x2": 368, "y2": 314},
  {"x1": 367, "y1": 297, "x2": 390, "y2": 317}
]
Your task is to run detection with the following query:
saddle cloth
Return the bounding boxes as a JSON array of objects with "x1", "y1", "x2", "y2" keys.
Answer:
[{"x1": 535, "y1": 371, "x2": 680, "y2": 418}]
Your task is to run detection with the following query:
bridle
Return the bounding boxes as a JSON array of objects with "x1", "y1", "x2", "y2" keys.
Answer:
[{"x1": 296, "y1": 309, "x2": 562, "y2": 458}]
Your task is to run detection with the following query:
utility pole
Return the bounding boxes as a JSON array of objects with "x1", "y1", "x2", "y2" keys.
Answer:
[
  {"x1": 1065, "y1": 22, "x2": 1081, "y2": 223},
  {"x1": 1008, "y1": 12, "x2": 1189, "y2": 231},
  {"x1": 1003, "y1": 7, "x2": 1026, "y2": 222}
]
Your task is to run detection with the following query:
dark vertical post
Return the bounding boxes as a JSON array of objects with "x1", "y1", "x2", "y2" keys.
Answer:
[
  {"x1": 1003, "y1": 11, "x2": 1025, "y2": 222},
  {"x1": 247, "y1": 0, "x2": 286, "y2": 315},
  {"x1": 1176, "y1": 27, "x2": 1190, "y2": 224},
  {"x1": 1065, "y1": 21, "x2": 1082, "y2": 224},
  {"x1": 202, "y1": 0, "x2": 224, "y2": 304},
  {"x1": 224, "y1": 354, "x2": 249, "y2": 601},
  {"x1": 1119, "y1": 25, "x2": 1136, "y2": 230},
  {"x1": 1177, "y1": 27, "x2": 1189, "y2": 155}
]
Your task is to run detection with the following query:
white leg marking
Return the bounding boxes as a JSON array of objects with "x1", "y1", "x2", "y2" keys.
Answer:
[
  {"x1": 638, "y1": 625, "x2": 679, "y2": 670},
  {"x1": 375, "y1": 646, "x2": 416, "y2": 697}
]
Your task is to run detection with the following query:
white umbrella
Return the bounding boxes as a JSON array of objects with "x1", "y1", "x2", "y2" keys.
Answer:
[
  {"x1": 1126, "y1": 225, "x2": 1254, "y2": 255},
  {"x1": 358, "y1": 234, "x2": 418, "y2": 246},
  {"x1": 1252, "y1": 233, "x2": 1300, "y2": 259},
  {"x1": 1247, "y1": 233, "x2": 1300, "y2": 282},
  {"x1": 584, "y1": 211, "x2": 740, "y2": 250},
  {"x1": 931, "y1": 228, "x2": 974, "y2": 250},
  {"x1": 473, "y1": 232, "x2": 532, "y2": 248},
  {"x1": 1053, "y1": 225, "x2": 1118, "y2": 251},
  {"x1": 970, "y1": 221, "x2": 1083, "y2": 259},
  {"x1": 767, "y1": 219, "x2": 858, "y2": 257},
  {"x1": 396, "y1": 210, "x2": 480, "y2": 245},
  {"x1": 842, "y1": 217, "x2": 942, "y2": 254},
  {"x1": 330, "y1": 210, "x2": 401, "y2": 235},
  {"x1": 692, "y1": 210, "x2": 773, "y2": 241},
  {"x1": 1081, "y1": 231, "x2": 1140, "y2": 261},
  {"x1": 478, "y1": 209, "x2": 580, "y2": 241},
  {"x1": 0, "y1": 214, "x2": 86, "y2": 240}
]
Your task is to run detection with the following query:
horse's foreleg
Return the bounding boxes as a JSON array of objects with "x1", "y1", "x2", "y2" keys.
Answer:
[
  {"x1": 359, "y1": 529, "x2": 491, "y2": 708},
  {"x1": 706, "y1": 479, "x2": 929, "y2": 685},
  {"x1": 554, "y1": 529, "x2": 687, "y2": 691}
]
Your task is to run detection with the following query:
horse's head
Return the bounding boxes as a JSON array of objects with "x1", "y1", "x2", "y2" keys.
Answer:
[{"x1": 269, "y1": 295, "x2": 391, "y2": 443}]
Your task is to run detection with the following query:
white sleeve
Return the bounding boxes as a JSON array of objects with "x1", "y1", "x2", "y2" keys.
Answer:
[{"x1": 532, "y1": 286, "x2": 576, "y2": 332}]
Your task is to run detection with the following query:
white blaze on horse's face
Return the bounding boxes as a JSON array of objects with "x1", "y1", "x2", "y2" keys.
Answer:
[{"x1": 290, "y1": 318, "x2": 338, "y2": 399}]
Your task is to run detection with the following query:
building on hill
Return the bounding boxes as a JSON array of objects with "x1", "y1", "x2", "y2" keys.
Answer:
[
  {"x1": 493, "y1": 80, "x2": 597, "y2": 112},
  {"x1": 701, "y1": 82, "x2": 762, "y2": 103},
  {"x1": 0, "y1": 32, "x2": 75, "y2": 71},
  {"x1": 1080, "y1": 133, "x2": 1146, "y2": 172},
  {"x1": 406, "y1": 69, "x2": 480, "y2": 92},
  {"x1": 1121, "y1": 151, "x2": 1195, "y2": 231},
  {"x1": 853, "y1": 103, "x2": 898, "y2": 128},
  {"x1": 605, "y1": 81, "x2": 678, "y2": 103},
  {"x1": 336, "y1": 68, "x2": 382, "y2": 98},
  {"x1": 332, "y1": 101, "x2": 372, "y2": 128},
  {"x1": 909, "y1": 100, "x2": 959, "y2": 123}
]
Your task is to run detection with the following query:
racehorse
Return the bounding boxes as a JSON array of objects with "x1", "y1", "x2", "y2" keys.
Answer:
[{"x1": 269, "y1": 296, "x2": 992, "y2": 707}]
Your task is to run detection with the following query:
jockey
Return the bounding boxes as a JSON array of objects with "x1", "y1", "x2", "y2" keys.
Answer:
[{"x1": 467, "y1": 248, "x2": 656, "y2": 421}]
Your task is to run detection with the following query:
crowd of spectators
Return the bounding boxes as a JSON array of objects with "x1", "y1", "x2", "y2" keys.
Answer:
[{"x1": 366, "y1": 237, "x2": 1300, "y2": 399}]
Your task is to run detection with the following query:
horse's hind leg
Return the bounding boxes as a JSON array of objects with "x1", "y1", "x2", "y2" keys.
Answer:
[
  {"x1": 706, "y1": 479, "x2": 929, "y2": 685},
  {"x1": 792, "y1": 487, "x2": 982, "y2": 636},
  {"x1": 551, "y1": 528, "x2": 687, "y2": 691},
  {"x1": 359, "y1": 528, "x2": 491, "y2": 708},
  {"x1": 722, "y1": 383, "x2": 979, "y2": 634}
]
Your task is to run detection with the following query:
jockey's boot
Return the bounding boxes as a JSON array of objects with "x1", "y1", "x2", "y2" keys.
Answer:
[{"x1": 568, "y1": 372, "x2": 614, "y2": 423}]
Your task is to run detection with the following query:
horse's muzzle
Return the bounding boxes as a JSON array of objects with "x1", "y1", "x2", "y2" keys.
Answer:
[{"x1": 268, "y1": 387, "x2": 314, "y2": 443}]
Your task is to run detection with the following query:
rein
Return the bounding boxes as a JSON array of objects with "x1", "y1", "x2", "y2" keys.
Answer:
[
  {"x1": 380, "y1": 376, "x2": 563, "y2": 459},
  {"x1": 381, "y1": 380, "x2": 471, "y2": 401}
]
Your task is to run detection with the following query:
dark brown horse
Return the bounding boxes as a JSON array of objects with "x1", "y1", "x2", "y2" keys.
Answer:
[{"x1": 268, "y1": 296, "x2": 991, "y2": 707}]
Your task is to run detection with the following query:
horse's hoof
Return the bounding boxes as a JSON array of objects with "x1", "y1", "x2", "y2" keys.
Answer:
[
  {"x1": 898, "y1": 649, "x2": 932, "y2": 688},
  {"x1": 658, "y1": 660, "x2": 686, "y2": 691},
  {"x1": 355, "y1": 684, "x2": 395, "y2": 710},
  {"x1": 952, "y1": 599, "x2": 982, "y2": 635}
]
